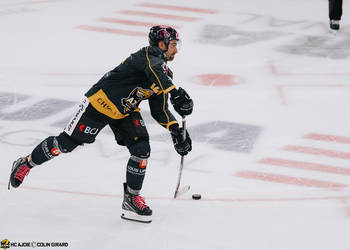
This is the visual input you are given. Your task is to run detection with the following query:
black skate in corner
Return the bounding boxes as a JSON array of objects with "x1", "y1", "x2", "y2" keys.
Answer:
[
  {"x1": 330, "y1": 20, "x2": 340, "y2": 31},
  {"x1": 121, "y1": 183, "x2": 152, "y2": 223},
  {"x1": 8, "y1": 157, "x2": 32, "y2": 190}
]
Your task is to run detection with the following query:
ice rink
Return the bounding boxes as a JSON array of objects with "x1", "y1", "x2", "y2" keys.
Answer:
[{"x1": 1, "y1": 0, "x2": 350, "y2": 249}]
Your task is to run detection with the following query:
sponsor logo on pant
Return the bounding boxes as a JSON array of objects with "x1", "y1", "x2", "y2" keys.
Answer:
[
  {"x1": 127, "y1": 165, "x2": 146, "y2": 175},
  {"x1": 139, "y1": 159, "x2": 147, "y2": 168},
  {"x1": 78, "y1": 124, "x2": 99, "y2": 135},
  {"x1": 134, "y1": 119, "x2": 145, "y2": 127},
  {"x1": 51, "y1": 147, "x2": 61, "y2": 156},
  {"x1": 66, "y1": 104, "x2": 84, "y2": 133},
  {"x1": 64, "y1": 98, "x2": 89, "y2": 136}
]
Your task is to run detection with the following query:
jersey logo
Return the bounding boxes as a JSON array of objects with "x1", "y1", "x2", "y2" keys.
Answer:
[
  {"x1": 150, "y1": 83, "x2": 162, "y2": 95},
  {"x1": 121, "y1": 87, "x2": 153, "y2": 112}
]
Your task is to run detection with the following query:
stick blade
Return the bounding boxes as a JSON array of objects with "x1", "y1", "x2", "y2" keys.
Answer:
[{"x1": 174, "y1": 185, "x2": 190, "y2": 198}]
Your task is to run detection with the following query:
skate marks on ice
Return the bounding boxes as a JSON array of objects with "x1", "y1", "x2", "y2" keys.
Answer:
[
  {"x1": 0, "y1": 92, "x2": 30, "y2": 111},
  {"x1": 0, "y1": 92, "x2": 75, "y2": 121},
  {"x1": 199, "y1": 13, "x2": 350, "y2": 59},
  {"x1": 150, "y1": 120, "x2": 262, "y2": 153},
  {"x1": 198, "y1": 24, "x2": 288, "y2": 47},
  {"x1": 269, "y1": 59, "x2": 350, "y2": 76},
  {"x1": 0, "y1": 7, "x2": 35, "y2": 16},
  {"x1": 0, "y1": 119, "x2": 262, "y2": 153},
  {"x1": 0, "y1": 0, "x2": 60, "y2": 7},
  {"x1": 181, "y1": 121, "x2": 262, "y2": 153},
  {"x1": 277, "y1": 36, "x2": 350, "y2": 59},
  {"x1": 0, "y1": 129, "x2": 52, "y2": 146},
  {"x1": 0, "y1": 92, "x2": 262, "y2": 153},
  {"x1": 0, "y1": 0, "x2": 59, "y2": 16}
]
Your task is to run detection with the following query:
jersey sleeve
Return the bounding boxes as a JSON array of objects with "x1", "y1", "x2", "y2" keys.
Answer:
[
  {"x1": 144, "y1": 47, "x2": 176, "y2": 94},
  {"x1": 148, "y1": 92, "x2": 178, "y2": 130}
]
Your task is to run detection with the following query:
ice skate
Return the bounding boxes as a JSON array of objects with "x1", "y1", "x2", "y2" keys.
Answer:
[
  {"x1": 121, "y1": 183, "x2": 152, "y2": 223},
  {"x1": 330, "y1": 20, "x2": 340, "y2": 31},
  {"x1": 8, "y1": 157, "x2": 32, "y2": 189}
]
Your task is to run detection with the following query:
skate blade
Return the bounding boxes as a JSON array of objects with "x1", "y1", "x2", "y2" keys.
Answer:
[
  {"x1": 330, "y1": 29, "x2": 338, "y2": 36},
  {"x1": 121, "y1": 209, "x2": 152, "y2": 223}
]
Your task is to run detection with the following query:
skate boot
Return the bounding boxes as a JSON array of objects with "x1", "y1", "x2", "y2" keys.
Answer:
[
  {"x1": 121, "y1": 183, "x2": 152, "y2": 223},
  {"x1": 8, "y1": 156, "x2": 33, "y2": 189},
  {"x1": 330, "y1": 20, "x2": 340, "y2": 30}
]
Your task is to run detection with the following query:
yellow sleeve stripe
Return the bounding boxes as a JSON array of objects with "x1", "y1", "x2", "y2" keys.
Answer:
[
  {"x1": 146, "y1": 46, "x2": 172, "y2": 125},
  {"x1": 158, "y1": 120, "x2": 179, "y2": 130},
  {"x1": 166, "y1": 121, "x2": 179, "y2": 130},
  {"x1": 163, "y1": 85, "x2": 175, "y2": 94}
]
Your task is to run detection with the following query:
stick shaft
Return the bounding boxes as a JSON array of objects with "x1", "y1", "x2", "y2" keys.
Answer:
[{"x1": 174, "y1": 117, "x2": 186, "y2": 198}]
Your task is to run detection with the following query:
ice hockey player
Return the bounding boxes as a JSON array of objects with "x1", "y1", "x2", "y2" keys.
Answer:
[
  {"x1": 329, "y1": 0, "x2": 343, "y2": 30},
  {"x1": 8, "y1": 25, "x2": 193, "y2": 223}
]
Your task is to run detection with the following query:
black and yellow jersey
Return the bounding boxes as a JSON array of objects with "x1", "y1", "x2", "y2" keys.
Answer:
[{"x1": 85, "y1": 45, "x2": 178, "y2": 130}]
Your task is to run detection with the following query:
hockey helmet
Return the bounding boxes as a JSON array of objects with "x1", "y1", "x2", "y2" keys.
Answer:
[{"x1": 148, "y1": 25, "x2": 180, "y2": 47}]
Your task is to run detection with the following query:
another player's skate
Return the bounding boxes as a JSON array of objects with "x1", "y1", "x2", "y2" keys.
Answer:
[
  {"x1": 330, "y1": 20, "x2": 340, "y2": 30},
  {"x1": 330, "y1": 20, "x2": 340, "y2": 34},
  {"x1": 8, "y1": 157, "x2": 32, "y2": 189},
  {"x1": 121, "y1": 183, "x2": 152, "y2": 223}
]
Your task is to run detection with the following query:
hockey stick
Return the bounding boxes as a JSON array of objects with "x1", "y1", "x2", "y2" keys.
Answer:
[{"x1": 174, "y1": 117, "x2": 190, "y2": 198}]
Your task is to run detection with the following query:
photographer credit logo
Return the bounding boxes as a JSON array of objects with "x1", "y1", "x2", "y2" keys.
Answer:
[
  {"x1": 1, "y1": 239, "x2": 10, "y2": 250},
  {"x1": 1, "y1": 239, "x2": 68, "y2": 249}
]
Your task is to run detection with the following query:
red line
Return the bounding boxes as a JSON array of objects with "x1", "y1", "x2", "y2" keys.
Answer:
[
  {"x1": 339, "y1": 198, "x2": 350, "y2": 217},
  {"x1": 276, "y1": 85, "x2": 287, "y2": 105},
  {"x1": 136, "y1": 2, "x2": 219, "y2": 14},
  {"x1": 275, "y1": 85, "x2": 350, "y2": 105},
  {"x1": 268, "y1": 60, "x2": 277, "y2": 74},
  {"x1": 235, "y1": 171, "x2": 347, "y2": 189},
  {"x1": 76, "y1": 25, "x2": 147, "y2": 36},
  {"x1": 117, "y1": 10, "x2": 200, "y2": 22},
  {"x1": 2, "y1": 182, "x2": 350, "y2": 203},
  {"x1": 259, "y1": 157, "x2": 350, "y2": 176},
  {"x1": 304, "y1": 133, "x2": 350, "y2": 144},
  {"x1": 97, "y1": 18, "x2": 180, "y2": 29},
  {"x1": 282, "y1": 145, "x2": 350, "y2": 160}
]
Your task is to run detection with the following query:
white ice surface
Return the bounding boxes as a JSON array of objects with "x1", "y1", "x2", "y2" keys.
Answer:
[{"x1": 1, "y1": 0, "x2": 350, "y2": 249}]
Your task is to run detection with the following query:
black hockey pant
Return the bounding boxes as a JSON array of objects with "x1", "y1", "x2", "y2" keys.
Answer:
[
  {"x1": 29, "y1": 97, "x2": 150, "y2": 193},
  {"x1": 329, "y1": 0, "x2": 343, "y2": 20}
]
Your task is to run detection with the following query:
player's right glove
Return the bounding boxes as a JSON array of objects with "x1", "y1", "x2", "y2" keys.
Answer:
[
  {"x1": 170, "y1": 125, "x2": 192, "y2": 156},
  {"x1": 170, "y1": 87, "x2": 193, "y2": 117}
]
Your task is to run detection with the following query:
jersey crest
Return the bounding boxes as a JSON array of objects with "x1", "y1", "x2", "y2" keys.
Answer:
[{"x1": 121, "y1": 87, "x2": 153, "y2": 112}]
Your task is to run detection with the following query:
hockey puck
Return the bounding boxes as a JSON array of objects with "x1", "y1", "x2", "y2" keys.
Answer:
[{"x1": 192, "y1": 194, "x2": 201, "y2": 200}]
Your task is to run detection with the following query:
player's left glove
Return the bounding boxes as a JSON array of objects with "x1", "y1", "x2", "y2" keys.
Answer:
[
  {"x1": 170, "y1": 125, "x2": 192, "y2": 156},
  {"x1": 170, "y1": 87, "x2": 193, "y2": 117}
]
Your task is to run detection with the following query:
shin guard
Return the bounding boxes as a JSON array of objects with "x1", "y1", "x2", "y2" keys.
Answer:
[
  {"x1": 126, "y1": 155, "x2": 148, "y2": 194},
  {"x1": 31, "y1": 136, "x2": 62, "y2": 165}
]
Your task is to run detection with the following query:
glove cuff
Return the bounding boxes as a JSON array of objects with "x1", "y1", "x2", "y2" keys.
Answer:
[
  {"x1": 169, "y1": 123, "x2": 180, "y2": 133},
  {"x1": 169, "y1": 88, "x2": 178, "y2": 96}
]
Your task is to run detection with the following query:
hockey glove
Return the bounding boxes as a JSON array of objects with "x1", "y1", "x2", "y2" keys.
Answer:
[
  {"x1": 170, "y1": 87, "x2": 193, "y2": 117},
  {"x1": 170, "y1": 125, "x2": 192, "y2": 156}
]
